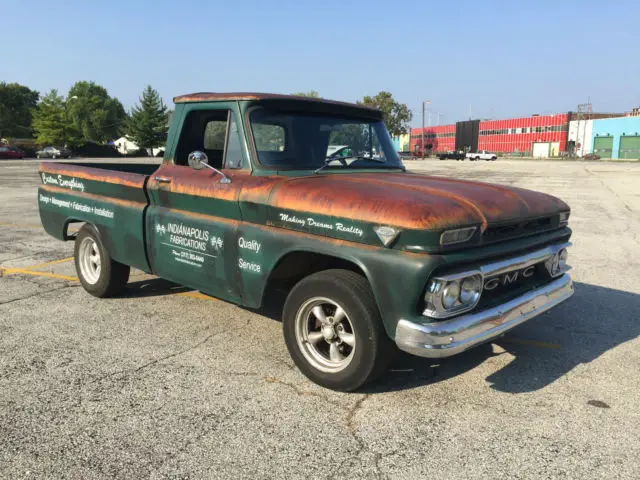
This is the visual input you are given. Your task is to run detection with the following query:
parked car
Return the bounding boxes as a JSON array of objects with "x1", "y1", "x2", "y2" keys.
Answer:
[
  {"x1": 38, "y1": 92, "x2": 573, "y2": 391},
  {"x1": 466, "y1": 150, "x2": 497, "y2": 161},
  {"x1": 0, "y1": 146, "x2": 25, "y2": 159},
  {"x1": 36, "y1": 146, "x2": 71, "y2": 159},
  {"x1": 438, "y1": 150, "x2": 466, "y2": 160}
]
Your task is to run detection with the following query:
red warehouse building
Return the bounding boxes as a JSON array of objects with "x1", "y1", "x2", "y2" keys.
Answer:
[
  {"x1": 410, "y1": 113, "x2": 571, "y2": 157},
  {"x1": 478, "y1": 113, "x2": 569, "y2": 157},
  {"x1": 409, "y1": 124, "x2": 456, "y2": 154}
]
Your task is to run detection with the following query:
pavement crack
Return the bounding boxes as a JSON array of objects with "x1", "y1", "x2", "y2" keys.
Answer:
[
  {"x1": 0, "y1": 283, "x2": 79, "y2": 306},
  {"x1": 92, "y1": 326, "x2": 235, "y2": 384},
  {"x1": 346, "y1": 393, "x2": 370, "y2": 445},
  {"x1": 133, "y1": 329, "x2": 222, "y2": 373},
  {"x1": 263, "y1": 376, "x2": 343, "y2": 407}
]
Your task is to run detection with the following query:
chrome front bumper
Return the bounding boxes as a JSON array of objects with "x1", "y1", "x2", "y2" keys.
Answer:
[{"x1": 395, "y1": 273, "x2": 574, "y2": 358}]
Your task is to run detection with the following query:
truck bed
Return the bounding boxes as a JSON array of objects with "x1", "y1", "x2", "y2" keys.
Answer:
[{"x1": 38, "y1": 161, "x2": 160, "y2": 273}]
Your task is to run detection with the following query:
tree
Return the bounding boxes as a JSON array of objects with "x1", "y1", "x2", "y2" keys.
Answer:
[
  {"x1": 67, "y1": 81, "x2": 127, "y2": 142},
  {"x1": 359, "y1": 91, "x2": 413, "y2": 137},
  {"x1": 125, "y1": 86, "x2": 169, "y2": 155},
  {"x1": 291, "y1": 90, "x2": 320, "y2": 98},
  {"x1": 32, "y1": 90, "x2": 78, "y2": 146},
  {"x1": 0, "y1": 82, "x2": 39, "y2": 138}
]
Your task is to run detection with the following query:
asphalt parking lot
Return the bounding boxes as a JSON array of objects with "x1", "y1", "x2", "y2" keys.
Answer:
[{"x1": 1, "y1": 158, "x2": 639, "y2": 479}]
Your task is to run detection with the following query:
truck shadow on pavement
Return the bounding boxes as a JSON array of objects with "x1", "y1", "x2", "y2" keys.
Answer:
[
  {"x1": 121, "y1": 278, "x2": 191, "y2": 298},
  {"x1": 363, "y1": 282, "x2": 640, "y2": 394},
  {"x1": 117, "y1": 278, "x2": 639, "y2": 395}
]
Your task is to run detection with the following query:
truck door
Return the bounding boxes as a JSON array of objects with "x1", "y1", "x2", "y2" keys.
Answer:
[{"x1": 145, "y1": 102, "x2": 248, "y2": 302}]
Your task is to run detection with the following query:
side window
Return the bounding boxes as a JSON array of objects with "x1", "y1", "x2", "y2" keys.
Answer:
[
  {"x1": 175, "y1": 109, "x2": 245, "y2": 169},
  {"x1": 253, "y1": 124, "x2": 286, "y2": 152}
]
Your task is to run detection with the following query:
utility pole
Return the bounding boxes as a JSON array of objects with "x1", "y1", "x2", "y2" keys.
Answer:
[{"x1": 421, "y1": 100, "x2": 430, "y2": 160}]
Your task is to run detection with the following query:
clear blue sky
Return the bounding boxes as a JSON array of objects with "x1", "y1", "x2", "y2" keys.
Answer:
[{"x1": 4, "y1": 0, "x2": 640, "y2": 126}]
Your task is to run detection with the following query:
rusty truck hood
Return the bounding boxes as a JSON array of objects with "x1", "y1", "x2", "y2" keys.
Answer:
[{"x1": 265, "y1": 172, "x2": 569, "y2": 247}]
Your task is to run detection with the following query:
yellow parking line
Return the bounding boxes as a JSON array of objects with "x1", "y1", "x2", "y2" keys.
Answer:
[
  {"x1": 1, "y1": 266, "x2": 218, "y2": 302},
  {"x1": 23, "y1": 257, "x2": 74, "y2": 271},
  {"x1": 178, "y1": 291, "x2": 219, "y2": 302},
  {"x1": 501, "y1": 337, "x2": 561, "y2": 349},
  {"x1": 1, "y1": 267, "x2": 78, "y2": 282},
  {"x1": 0, "y1": 223, "x2": 43, "y2": 230}
]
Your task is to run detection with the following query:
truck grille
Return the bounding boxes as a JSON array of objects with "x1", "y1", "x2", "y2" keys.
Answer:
[
  {"x1": 482, "y1": 216, "x2": 553, "y2": 243},
  {"x1": 476, "y1": 262, "x2": 552, "y2": 309}
]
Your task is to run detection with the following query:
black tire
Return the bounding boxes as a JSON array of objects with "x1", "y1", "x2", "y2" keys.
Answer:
[
  {"x1": 283, "y1": 269, "x2": 395, "y2": 391},
  {"x1": 74, "y1": 224, "x2": 130, "y2": 298}
]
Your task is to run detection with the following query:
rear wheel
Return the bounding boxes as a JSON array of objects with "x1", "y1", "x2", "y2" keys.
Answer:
[
  {"x1": 74, "y1": 224, "x2": 130, "y2": 298},
  {"x1": 283, "y1": 269, "x2": 394, "y2": 391}
]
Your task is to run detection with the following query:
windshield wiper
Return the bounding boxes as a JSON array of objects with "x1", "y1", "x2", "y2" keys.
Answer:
[{"x1": 314, "y1": 156, "x2": 386, "y2": 174}]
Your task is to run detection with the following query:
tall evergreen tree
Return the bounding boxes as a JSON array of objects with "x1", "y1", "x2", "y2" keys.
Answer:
[
  {"x1": 125, "y1": 86, "x2": 168, "y2": 155},
  {"x1": 32, "y1": 90, "x2": 77, "y2": 146}
]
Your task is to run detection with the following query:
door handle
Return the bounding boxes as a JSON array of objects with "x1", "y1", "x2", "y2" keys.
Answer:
[{"x1": 154, "y1": 176, "x2": 172, "y2": 184}]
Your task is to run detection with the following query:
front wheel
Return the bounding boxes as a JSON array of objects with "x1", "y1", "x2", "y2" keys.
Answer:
[
  {"x1": 283, "y1": 269, "x2": 394, "y2": 391},
  {"x1": 74, "y1": 224, "x2": 130, "y2": 298}
]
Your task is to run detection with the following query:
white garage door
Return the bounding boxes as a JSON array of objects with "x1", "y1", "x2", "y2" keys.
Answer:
[{"x1": 532, "y1": 142, "x2": 550, "y2": 158}]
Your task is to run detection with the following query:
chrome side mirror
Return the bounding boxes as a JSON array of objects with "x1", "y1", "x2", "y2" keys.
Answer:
[
  {"x1": 187, "y1": 150, "x2": 208, "y2": 170},
  {"x1": 186, "y1": 150, "x2": 231, "y2": 184}
]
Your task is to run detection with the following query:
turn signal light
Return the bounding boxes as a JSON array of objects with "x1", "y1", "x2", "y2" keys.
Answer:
[{"x1": 440, "y1": 227, "x2": 477, "y2": 246}]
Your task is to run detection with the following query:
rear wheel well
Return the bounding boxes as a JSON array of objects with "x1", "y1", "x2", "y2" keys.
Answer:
[
  {"x1": 63, "y1": 219, "x2": 86, "y2": 240},
  {"x1": 261, "y1": 251, "x2": 367, "y2": 310}
]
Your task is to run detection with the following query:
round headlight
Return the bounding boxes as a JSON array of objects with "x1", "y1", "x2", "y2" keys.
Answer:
[
  {"x1": 460, "y1": 276, "x2": 481, "y2": 305},
  {"x1": 442, "y1": 282, "x2": 460, "y2": 309}
]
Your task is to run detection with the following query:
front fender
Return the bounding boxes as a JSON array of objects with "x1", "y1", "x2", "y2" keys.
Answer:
[{"x1": 237, "y1": 223, "x2": 440, "y2": 339}]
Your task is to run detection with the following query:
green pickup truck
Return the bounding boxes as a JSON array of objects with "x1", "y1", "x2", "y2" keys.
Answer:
[{"x1": 38, "y1": 92, "x2": 574, "y2": 391}]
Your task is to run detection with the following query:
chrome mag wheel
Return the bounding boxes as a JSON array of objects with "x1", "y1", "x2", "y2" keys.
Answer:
[
  {"x1": 295, "y1": 297, "x2": 356, "y2": 373},
  {"x1": 78, "y1": 236, "x2": 101, "y2": 284}
]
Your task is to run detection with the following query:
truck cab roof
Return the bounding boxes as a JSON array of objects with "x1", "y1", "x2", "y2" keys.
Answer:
[{"x1": 172, "y1": 92, "x2": 381, "y2": 117}]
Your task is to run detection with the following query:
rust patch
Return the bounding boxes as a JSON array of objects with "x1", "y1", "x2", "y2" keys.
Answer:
[
  {"x1": 149, "y1": 165, "x2": 286, "y2": 205},
  {"x1": 267, "y1": 172, "x2": 569, "y2": 231},
  {"x1": 40, "y1": 162, "x2": 147, "y2": 189},
  {"x1": 268, "y1": 174, "x2": 480, "y2": 231}
]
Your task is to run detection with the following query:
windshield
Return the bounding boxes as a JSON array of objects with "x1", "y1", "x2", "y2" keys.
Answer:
[{"x1": 249, "y1": 108, "x2": 403, "y2": 170}]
